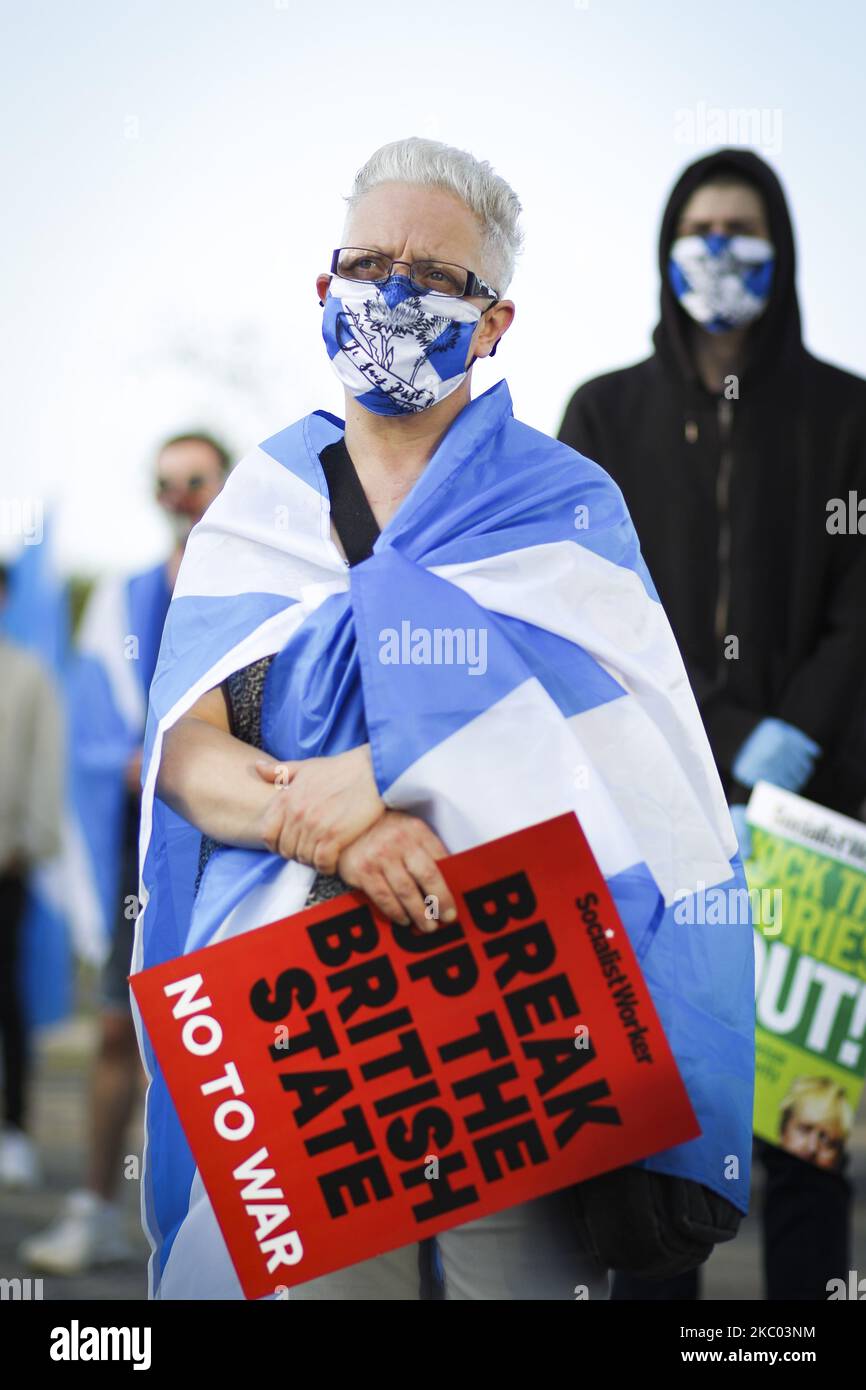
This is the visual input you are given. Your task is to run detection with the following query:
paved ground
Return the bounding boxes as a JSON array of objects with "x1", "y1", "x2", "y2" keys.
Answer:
[
  {"x1": 1, "y1": 1015, "x2": 148, "y2": 1301},
  {"x1": 2, "y1": 1012, "x2": 865, "y2": 1301}
]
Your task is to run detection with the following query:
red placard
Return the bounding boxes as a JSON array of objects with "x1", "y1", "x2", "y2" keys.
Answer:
[{"x1": 131, "y1": 812, "x2": 699, "y2": 1298}]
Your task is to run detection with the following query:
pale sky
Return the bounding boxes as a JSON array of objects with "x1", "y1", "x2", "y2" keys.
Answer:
[{"x1": 2, "y1": 0, "x2": 864, "y2": 576}]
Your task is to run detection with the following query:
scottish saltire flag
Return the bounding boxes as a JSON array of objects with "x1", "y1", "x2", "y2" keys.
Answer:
[
  {"x1": 3, "y1": 514, "x2": 68, "y2": 670},
  {"x1": 2, "y1": 518, "x2": 72, "y2": 1028},
  {"x1": 68, "y1": 563, "x2": 171, "y2": 963},
  {"x1": 134, "y1": 378, "x2": 755, "y2": 1299},
  {"x1": 668, "y1": 233, "x2": 775, "y2": 333}
]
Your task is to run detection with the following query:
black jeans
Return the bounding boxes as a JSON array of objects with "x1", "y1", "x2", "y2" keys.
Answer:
[
  {"x1": 0, "y1": 869, "x2": 29, "y2": 1128},
  {"x1": 758, "y1": 1138, "x2": 852, "y2": 1300},
  {"x1": 611, "y1": 1140, "x2": 852, "y2": 1301}
]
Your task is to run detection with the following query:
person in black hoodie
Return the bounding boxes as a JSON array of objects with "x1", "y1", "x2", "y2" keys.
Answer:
[{"x1": 559, "y1": 148, "x2": 866, "y2": 1301}]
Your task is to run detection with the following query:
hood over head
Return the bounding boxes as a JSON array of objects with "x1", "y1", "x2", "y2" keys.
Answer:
[{"x1": 653, "y1": 147, "x2": 803, "y2": 386}]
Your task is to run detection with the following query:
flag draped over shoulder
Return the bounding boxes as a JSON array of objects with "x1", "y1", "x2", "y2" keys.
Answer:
[{"x1": 133, "y1": 378, "x2": 755, "y2": 1300}]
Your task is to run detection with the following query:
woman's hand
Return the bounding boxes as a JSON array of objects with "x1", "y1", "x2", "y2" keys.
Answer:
[
  {"x1": 337, "y1": 811, "x2": 457, "y2": 932},
  {"x1": 255, "y1": 745, "x2": 385, "y2": 873}
]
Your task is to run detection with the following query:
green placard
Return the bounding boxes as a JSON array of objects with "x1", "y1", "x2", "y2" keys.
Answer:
[{"x1": 746, "y1": 781, "x2": 866, "y2": 1171}]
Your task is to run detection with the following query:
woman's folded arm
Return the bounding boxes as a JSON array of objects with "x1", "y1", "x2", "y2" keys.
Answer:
[
  {"x1": 157, "y1": 687, "x2": 389, "y2": 868},
  {"x1": 156, "y1": 685, "x2": 280, "y2": 848},
  {"x1": 156, "y1": 686, "x2": 456, "y2": 930}
]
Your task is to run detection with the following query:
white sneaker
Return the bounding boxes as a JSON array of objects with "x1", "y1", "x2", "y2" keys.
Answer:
[
  {"x1": 0, "y1": 1127, "x2": 40, "y2": 1189},
  {"x1": 19, "y1": 1189, "x2": 134, "y2": 1275}
]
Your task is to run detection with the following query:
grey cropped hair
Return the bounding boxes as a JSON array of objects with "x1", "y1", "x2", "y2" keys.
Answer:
[{"x1": 343, "y1": 136, "x2": 525, "y2": 295}]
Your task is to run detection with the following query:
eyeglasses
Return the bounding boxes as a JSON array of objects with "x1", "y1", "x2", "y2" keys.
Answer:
[
  {"x1": 156, "y1": 474, "x2": 208, "y2": 496},
  {"x1": 330, "y1": 247, "x2": 499, "y2": 302}
]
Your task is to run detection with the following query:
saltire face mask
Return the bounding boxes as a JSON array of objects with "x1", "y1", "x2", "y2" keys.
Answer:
[
  {"x1": 322, "y1": 273, "x2": 483, "y2": 416},
  {"x1": 668, "y1": 233, "x2": 775, "y2": 333}
]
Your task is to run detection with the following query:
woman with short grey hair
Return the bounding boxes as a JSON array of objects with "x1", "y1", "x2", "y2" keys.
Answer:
[{"x1": 137, "y1": 135, "x2": 752, "y2": 1302}]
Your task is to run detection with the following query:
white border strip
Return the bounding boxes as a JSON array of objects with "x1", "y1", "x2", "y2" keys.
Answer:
[{"x1": 747, "y1": 780, "x2": 866, "y2": 874}]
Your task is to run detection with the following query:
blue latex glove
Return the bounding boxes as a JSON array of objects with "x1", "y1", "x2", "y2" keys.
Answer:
[
  {"x1": 732, "y1": 717, "x2": 821, "y2": 793},
  {"x1": 729, "y1": 804, "x2": 752, "y2": 860}
]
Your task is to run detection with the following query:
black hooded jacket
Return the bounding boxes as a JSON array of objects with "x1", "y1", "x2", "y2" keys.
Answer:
[{"x1": 558, "y1": 148, "x2": 866, "y2": 815}]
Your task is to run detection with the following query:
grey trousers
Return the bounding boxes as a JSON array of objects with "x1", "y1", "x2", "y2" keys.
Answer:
[{"x1": 287, "y1": 1190, "x2": 611, "y2": 1301}]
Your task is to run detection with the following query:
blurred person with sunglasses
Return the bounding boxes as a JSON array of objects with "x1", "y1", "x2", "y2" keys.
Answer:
[{"x1": 21, "y1": 433, "x2": 229, "y2": 1274}]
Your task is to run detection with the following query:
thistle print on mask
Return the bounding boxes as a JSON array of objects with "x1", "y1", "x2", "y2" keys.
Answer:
[{"x1": 322, "y1": 274, "x2": 482, "y2": 417}]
